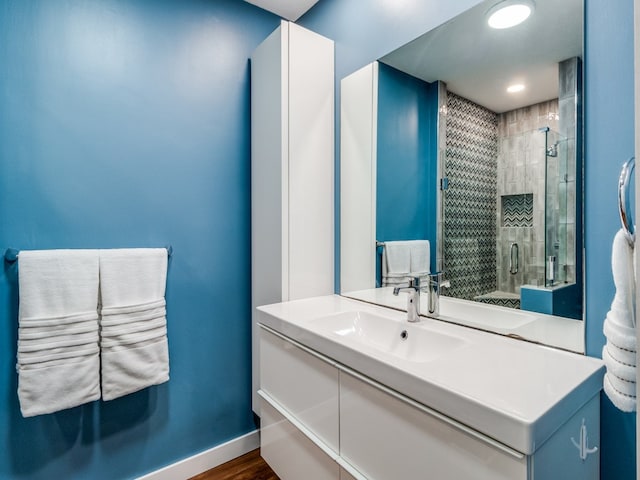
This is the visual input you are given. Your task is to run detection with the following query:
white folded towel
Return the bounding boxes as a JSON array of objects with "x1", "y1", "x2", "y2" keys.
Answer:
[
  {"x1": 382, "y1": 240, "x2": 430, "y2": 287},
  {"x1": 603, "y1": 229, "x2": 637, "y2": 411},
  {"x1": 17, "y1": 250, "x2": 100, "y2": 417},
  {"x1": 99, "y1": 248, "x2": 169, "y2": 401},
  {"x1": 409, "y1": 241, "x2": 430, "y2": 274},
  {"x1": 382, "y1": 241, "x2": 411, "y2": 283}
]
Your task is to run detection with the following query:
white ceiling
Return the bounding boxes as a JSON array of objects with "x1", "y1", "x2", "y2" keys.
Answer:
[
  {"x1": 380, "y1": 0, "x2": 582, "y2": 113},
  {"x1": 244, "y1": 0, "x2": 582, "y2": 113},
  {"x1": 243, "y1": 0, "x2": 320, "y2": 21}
]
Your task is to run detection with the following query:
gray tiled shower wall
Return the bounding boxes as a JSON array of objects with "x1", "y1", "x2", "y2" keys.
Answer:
[{"x1": 496, "y1": 99, "x2": 558, "y2": 292}]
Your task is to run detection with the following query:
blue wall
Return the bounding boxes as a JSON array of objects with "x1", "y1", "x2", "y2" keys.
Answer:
[
  {"x1": 584, "y1": 0, "x2": 636, "y2": 478},
  {"x1": 376, "y1": 64, "x2": 438, "y2": 251},
  {"x1": 0, "y1": 0, "x2": 278, "y2": 478},
  {"x1": 302, "y1": 0, "x2": 637, "y2": 478}
]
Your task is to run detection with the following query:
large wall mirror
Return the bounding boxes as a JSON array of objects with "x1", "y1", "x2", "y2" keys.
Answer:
[{"x1": 340, "y1": 0, "x2": 584, "y2": 352}]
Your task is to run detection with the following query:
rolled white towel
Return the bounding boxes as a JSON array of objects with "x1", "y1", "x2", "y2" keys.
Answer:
[
  {"x1": 603, "y1": 374, "x2": 636, "y2": 412},
  {"x1": 602, "y1": 229, "x2": 637, "y2": 412},
  {"x1": 610, "y1": 229, "x2": 636, "y2": 328},
  {"x1": 606, "y1": 372, "x2": 636, "y2": 397},
  {"x1": 603, "y1": 314, "x2": 637, "y2": 351},
  {"x1": 602, "y1": 345, "x2": 636, "y2": 382},
  {"x1": 605, "y1": 342, "x2": 636, "y2": 367}
]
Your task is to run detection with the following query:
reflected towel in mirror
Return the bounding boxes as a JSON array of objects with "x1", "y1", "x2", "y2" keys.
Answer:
[{"x1": 382, "y1": 240, "x2": 430, "y2": 286}]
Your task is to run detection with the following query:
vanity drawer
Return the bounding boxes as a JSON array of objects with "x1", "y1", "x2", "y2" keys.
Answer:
[
  {"x1": 259, "y1": 326, "x2": 339, "y2": 452},
  {"x1": 339, "y1": 371, "x2": 528, "y2": 480},
  {"x1": 261, "y1": 397, "x2": 340, "y2": 480}
]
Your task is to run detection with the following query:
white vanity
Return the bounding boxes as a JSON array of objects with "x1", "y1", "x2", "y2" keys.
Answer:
[
  {"x1": 256, "y1": 295, "x2": 603, "y2": 480},
  {"x1": 249, "y1": 3, "x2": 601, "y2": 478}
]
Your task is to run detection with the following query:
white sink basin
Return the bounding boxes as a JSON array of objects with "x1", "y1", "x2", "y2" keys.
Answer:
[
  {"x1": 437, "y1": 298, "x2": 535, "y2": 330},
  {"x1": 257, "y1": 295, "x2": 603, "y2": 454},
  {"x1": 309, "y1": 311, "x2": 468, "y2": 363}
]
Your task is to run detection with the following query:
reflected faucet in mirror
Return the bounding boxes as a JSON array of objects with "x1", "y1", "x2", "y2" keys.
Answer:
[{"x1": 426, "y1": 272, "x2": 451, "y2": 316}]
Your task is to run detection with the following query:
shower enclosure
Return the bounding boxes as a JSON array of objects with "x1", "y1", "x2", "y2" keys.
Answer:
[
  {"x1": 493, "y1": 125, "x2": 571, "y2": 294},
  {"x1": 440, "y1": 58, "x2": 581, "y2": 316},
  {"x1": 442, "y1": 97, "x2": 577, "y2": 310},
  {"x1": 488, "y1": 125, "x2": 572, "y2": 304}
]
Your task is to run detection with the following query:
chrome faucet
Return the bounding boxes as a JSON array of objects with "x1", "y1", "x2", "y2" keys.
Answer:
[
  {"x1": 393, "y1": 277, "x2": 421, "y2": 322},
  {"x1": 425, "y1": 272, "x2": 450, "y2": 316},
  {"x1": 393, "y1": 273, "x2": 451, "y2": 321}
]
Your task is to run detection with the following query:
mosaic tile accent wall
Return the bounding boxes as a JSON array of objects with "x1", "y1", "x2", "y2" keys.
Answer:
[
  {"x1": 475, "y1": 295, "x2": 521, "y2": 309},
  {"x1": 502, "y1": 194, "x2": 533, "y2": 227},
  {"x1": 443, "y1": 93, "x2": 498, "y2": 300}
]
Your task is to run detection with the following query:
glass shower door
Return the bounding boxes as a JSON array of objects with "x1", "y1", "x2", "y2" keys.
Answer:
[{"x1": 544, "y1": 128, "x2": 569, "y2": 286}]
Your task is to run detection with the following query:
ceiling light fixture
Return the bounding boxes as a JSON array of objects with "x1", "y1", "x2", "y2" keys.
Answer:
[
  {"x1": 487, "y1": 0, "x2": 534, "y2": 29},
  {"x1": 507, "y1": 84, "x2": 525, "y2": 93}
]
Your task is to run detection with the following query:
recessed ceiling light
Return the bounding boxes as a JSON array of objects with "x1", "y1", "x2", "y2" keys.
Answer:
[
  {"x1": 487, "y1": 0, "x2": 534, "y2": 29},
  {"x1": 507, "y1": 84, "x2": 525, "y2": 93}
]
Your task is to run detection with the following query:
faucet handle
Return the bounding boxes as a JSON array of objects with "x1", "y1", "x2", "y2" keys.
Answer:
[
  {"x1": 425, "y1": 272, "x2": 451, "y2": 288},
  {"x1": 392, "y1": 276, "x2": 421, "y2": 296}
]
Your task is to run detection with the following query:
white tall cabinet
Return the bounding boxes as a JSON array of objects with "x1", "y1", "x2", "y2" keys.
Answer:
[{"x1": 250, "y1": 21, "x2": 335, "y2": 412}]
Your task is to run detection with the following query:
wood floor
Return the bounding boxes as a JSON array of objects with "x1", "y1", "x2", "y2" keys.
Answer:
[{"x1": 189, "y1": 449, "x2": 279, "y2": 480}]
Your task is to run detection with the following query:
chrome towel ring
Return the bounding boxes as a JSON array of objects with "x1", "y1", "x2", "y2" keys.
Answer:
[{"x1": 618, "y1": 157, "x2": 635, "y2": 246}]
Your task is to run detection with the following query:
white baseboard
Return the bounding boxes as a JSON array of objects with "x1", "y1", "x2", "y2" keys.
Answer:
[{"x1": 136, "y1": 430, "x2": 260, "y2": 480}]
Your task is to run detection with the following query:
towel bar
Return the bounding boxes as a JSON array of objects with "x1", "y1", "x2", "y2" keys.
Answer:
[
  {"x1": 4, "y1": 246, "x2": 174, "y2": 263},
  {"x1": 618, "y1": 157, "x2": 635, "y2": 246}
]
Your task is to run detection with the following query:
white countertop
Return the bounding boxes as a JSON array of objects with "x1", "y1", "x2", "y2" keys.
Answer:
[
  {"x1": 342, "y1": 287, "x2": 585, "y2": 353},
  {"x1": 257, "y1": 294, "x2": 603, "y2": 455}
]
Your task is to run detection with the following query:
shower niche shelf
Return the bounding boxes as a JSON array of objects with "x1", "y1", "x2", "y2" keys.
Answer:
[{"x1": 501, "y1": 194, "x2": 533, "y2": 228}]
